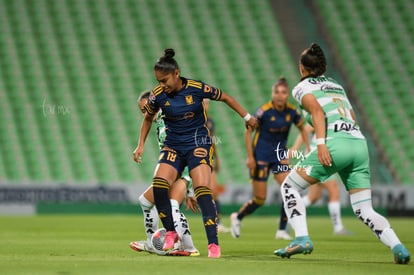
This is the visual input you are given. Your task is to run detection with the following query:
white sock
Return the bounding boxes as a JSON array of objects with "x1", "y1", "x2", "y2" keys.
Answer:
[
  {"x1": 328, "y1": 201, "x2": 344, "y2": 232},
  {"x1": 380, "y1": 228, "x2": 402, "y2": 249},
  {"x1": 170, "y1": 199, "x2": 197, "y2": 251},
  {"x1": 350, "y1": 190, "x2": 401, "y2": 249},
  {"x1": 138, "y1": 194, "x2": 158, "y2": 242},
  {"x1": 302, "y1": 195, "x2": 311, "y2": 207},
  {"x1": 281, "y1": 171, "x2": 310, "y2": 237}
]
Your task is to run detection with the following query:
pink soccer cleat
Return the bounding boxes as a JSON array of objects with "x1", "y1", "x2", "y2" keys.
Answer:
[
  {"x1": 162, "y1": 231, "x2": 179, "y2": 251},
  {"x1": 208, "y1": 243, "x2": 221, "y2": 258}
]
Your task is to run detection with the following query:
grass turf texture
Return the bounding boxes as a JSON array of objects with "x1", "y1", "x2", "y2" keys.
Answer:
[{"x1": 0, "y1": 215, "x2": 412, "y2": 274}]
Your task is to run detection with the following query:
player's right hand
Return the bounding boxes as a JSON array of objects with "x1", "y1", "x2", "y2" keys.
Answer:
[
  {"x1": 133, "y1": 146, "x2": 144, "y2": 163},
  {"x1": 186, "y1": 196, "x2": 199, "y2": 214},
  {"x1": 246, "y1": 116, "x2": 258, "y2": 129},
  {"x1": 246, "y1": 156, "x2": 256, "y2": 169},
  {"x1": 317, "y1": 144, "x2": 332, "y2": 167}
]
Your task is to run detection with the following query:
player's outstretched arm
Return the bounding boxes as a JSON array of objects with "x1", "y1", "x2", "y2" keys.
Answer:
[
  {"x1": 133, "y1": 113, "x2": 154, "y2": 163},
  {"x1": 218, "y1": 92, "x2": 258, "y2": 128},
  {"x1": 244, "y1": 127, "x2": 256, "y2": 169}
]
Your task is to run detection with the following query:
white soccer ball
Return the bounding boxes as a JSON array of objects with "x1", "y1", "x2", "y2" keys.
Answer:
[{"x1": 150, "y1": 228, "x2": 167, "y2": 256}]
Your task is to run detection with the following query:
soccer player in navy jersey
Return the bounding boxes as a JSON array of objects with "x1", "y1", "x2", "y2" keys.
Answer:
[
  {"x1": 203, "y1": 99, "x2": 231, "y2": 233},
  {"x1": 133, "y1": 49, "x2": 257, "y2": 258},
  {"x1": 230, "y1": 78, "x2": 309, "y2": 240}
]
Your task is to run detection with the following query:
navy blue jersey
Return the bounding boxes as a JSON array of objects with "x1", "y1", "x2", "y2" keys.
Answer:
[
  {"x1": 144, "y1": 77, "x2": 222, "y2": 151},
  {"x1": 252, "y1": 101, "x2": 304, "y2": 162}
]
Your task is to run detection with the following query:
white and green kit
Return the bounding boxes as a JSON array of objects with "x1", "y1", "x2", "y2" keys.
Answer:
[{"x1": 292, "y1": 76, "x2": 370, "y2": 190}]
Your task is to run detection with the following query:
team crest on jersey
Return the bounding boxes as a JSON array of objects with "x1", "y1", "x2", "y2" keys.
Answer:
[
  {"x1": 270, "y1": 116, "x2": 276, "y2": 121},
  {"x1": 185, "y1": 95, "x2": 194, "y2": 105},
  {"x1": 164, "y1": 101, "x2": 170, "y2": 106},
  {"x1": 285, "y1": 114, "x2": 291, "y2": 122}
]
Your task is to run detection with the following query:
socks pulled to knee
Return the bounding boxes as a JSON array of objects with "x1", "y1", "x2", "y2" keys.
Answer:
[
  {"x1": 328, "y1": 201, "x2": 344, "y2": 232},
  {"x1": 350, "y1": 189, "x2": 401, "y2": 249},
  {"x1": 138, "y1": 194, "x2": 158, "y2": 241},
  {"x1": 195, "y1": 186, "x2": 218, "y2": 245},
  {"x1": 237, "y1": 197, "x2": 265, "y2": 220},
  {"x1": 170, "y1": 199, "x2": 196, "y2": 251},
  {"x1": 152, "y1": 177, "x2": 175, "y2": 231},
  {"x1": 281, "y1": 171, "x2": 310, "y2": 237}
]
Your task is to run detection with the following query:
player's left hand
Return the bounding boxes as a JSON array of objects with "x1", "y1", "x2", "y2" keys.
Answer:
[
  {"x1": 186, "y1": 196, "x2": 199, "y2": 214},
  {"x1": 317, "y1": 144, "x2": 332, "y2": 166}
]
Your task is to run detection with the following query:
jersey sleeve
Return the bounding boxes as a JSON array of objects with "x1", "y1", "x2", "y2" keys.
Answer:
[
  {"x1": 202, "y1": 83, "x2": 222, "y2": 101},
  {"x1": 143, "y1": 89, "x2": 160, "y2": 115},
  {"x1": 292, "y1": 83, "x2": 313, "y2": 105},
  {"x1": 253, "y1": 106, "x2": 265, "y2": 125},
  {"x1": 293, "y1": 108, "x2": 305, "y2": 127}
]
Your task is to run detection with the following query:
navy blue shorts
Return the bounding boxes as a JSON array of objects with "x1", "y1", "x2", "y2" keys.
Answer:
[
  {"x1": 158, "y1": 145, "x2": 214, "y2": 174},
  {"x1": 249, "y1": 160, "x2": 290, "y2": 181}
]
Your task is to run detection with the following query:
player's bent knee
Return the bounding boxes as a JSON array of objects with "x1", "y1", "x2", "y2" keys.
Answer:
[{"x1": 281, "y1": 171, "x2": 311, "y2": 193}]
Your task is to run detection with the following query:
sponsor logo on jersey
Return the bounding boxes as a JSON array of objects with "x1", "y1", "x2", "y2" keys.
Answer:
[
  {"x1": 256, "y1": 108, "x2": 264, "y2": 117},
  {"x1": 333, "y1": 122, "x2": 358, "y2": 132},
  {"x1": 164, "y1": 101, "x2": 170, "y2": 106},
  {"x1": 193, "y1": 147, "x2": 208, "y2": 158}
]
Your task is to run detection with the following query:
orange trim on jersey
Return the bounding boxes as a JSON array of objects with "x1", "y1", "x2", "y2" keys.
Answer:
[
  {"x1": 202, "y1": 101, "x2": 211, "y2": 136},
  {"x1": 187, "y1": 80, "x2": 202, "y2": 89},
  {"x1": 261, "y1": 101, "x2": 273, "y2": 112},
  {"x1": 252, "y1": 129, "x2": 260, "y2": 149},
  {"x1": 153, "y1": 85, "x2": 163, "y2": 96},
  {"x1": 296, "y1": 118, "x2": 305, "y2": 127},
  {"x1": 144, "y1": 104, "x2": 157, "y2": 115}
]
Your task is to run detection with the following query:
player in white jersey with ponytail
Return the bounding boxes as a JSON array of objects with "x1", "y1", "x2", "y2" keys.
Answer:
[{"x1": 274, "y1": 43, "x2": 410, "y2": 264}]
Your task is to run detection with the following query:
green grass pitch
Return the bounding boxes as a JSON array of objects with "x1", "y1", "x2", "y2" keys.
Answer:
[{"x1": 0, "y1": 215, "x2": 413, "y2": 274}]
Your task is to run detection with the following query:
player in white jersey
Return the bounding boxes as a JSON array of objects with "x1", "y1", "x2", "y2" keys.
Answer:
[
  {"x1": 129, "y1": 91, "x2": 199, "y2": 256},
  {"x1": 290, "y1": 123, "x2": 350, "y2": 235},
  {"x1": 274, "y1": 43, "x2": 410, "y2": 264}
]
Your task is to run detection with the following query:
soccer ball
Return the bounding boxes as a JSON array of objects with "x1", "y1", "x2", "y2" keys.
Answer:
[{"x1": 150, "y1": 228, "x2": 167, "y2": 255}]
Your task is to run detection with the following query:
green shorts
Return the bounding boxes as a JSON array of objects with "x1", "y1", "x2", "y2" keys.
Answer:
[{"x1": 296, "y1": 138, "x2": 370, "y2": 190}]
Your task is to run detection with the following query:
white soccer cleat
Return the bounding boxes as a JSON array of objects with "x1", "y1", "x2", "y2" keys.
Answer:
[
  {"x1": 230, "y1": 212, "x2": 241, "y2": 238},
  {"x1": 129, "y1": 240, "x2": 155, "y2": 254},
  {"x1": 217, "y1": 223, "x2": 231, "y2": 233},
  {"x1": 334, "y1": 228, "x2": 352, "y2": 236},
  {"x1": 275, "y1": 230, "x2": 293, "y2": 240}
]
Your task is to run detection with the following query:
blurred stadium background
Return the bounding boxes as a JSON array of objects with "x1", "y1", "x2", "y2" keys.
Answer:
[{"x1": 0, "y1": 0, "x2": 413, "y2": 215}]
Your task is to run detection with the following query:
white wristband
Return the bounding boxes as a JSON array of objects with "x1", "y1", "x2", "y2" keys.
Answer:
[
  {"x1": 243, "y1": 113, "x2": 252, "y2": 122},
  {"x1": 315, "y1": 138, "x2": 325, "y2": 145}
]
